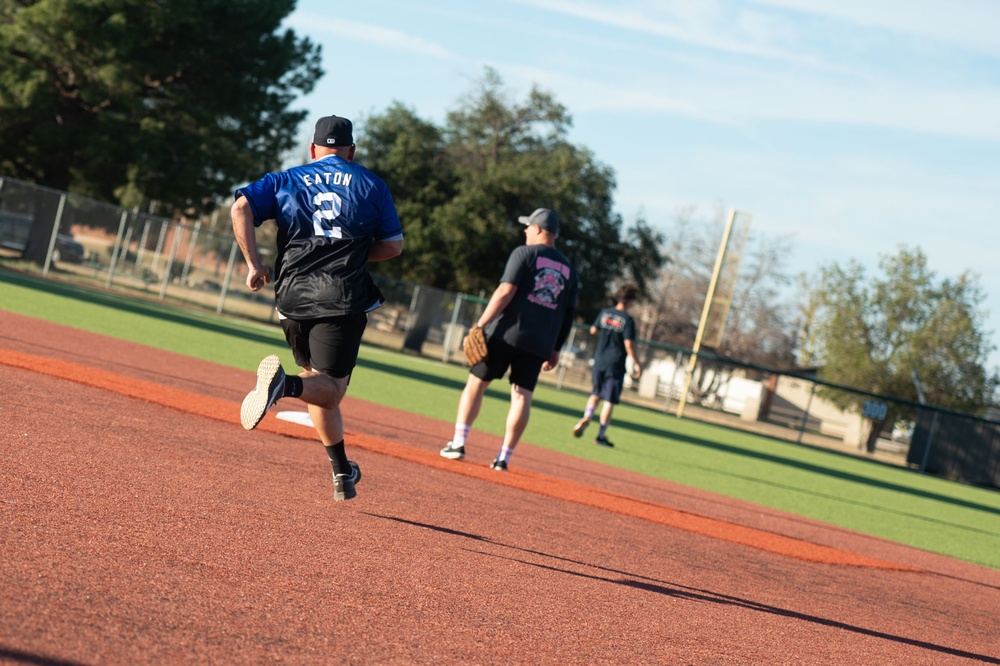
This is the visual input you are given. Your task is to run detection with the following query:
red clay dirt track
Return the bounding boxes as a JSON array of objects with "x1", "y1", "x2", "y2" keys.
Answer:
[{"x1": 1, "y1": 311, "x2": 998, "y2": 665}]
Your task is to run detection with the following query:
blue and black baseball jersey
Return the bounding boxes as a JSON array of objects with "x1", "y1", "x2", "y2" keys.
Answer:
[
  {"x1": 591, "y1": 307, "x2": 636, "y2": 375},
  {"x1": 236, "y1": 155, "x2": 402, "y2": 319}
]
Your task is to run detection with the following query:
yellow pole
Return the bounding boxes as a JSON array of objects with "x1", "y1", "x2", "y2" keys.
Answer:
[{"x1": 676, "y1": 209, "x2": 736, "y2": 418}]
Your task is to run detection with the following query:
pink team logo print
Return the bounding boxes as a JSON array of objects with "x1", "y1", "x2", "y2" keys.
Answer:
[{"x1": 528, "y1": 267, "x2": 565, "y2": 309}]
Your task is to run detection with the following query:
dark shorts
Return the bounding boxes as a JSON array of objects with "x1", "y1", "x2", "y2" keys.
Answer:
[
  {"x1": 280, "y1": 312, "x2": 368, "y2": 378},
  {"x1": 471, "y1": 337, "x2": 546, "y2": 392},
  {"x1": 591, "y1": 367, "x2": 624, "y2": 404}
]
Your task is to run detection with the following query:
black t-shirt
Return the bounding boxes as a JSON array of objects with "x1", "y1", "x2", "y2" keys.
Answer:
[
  {"x1": 486, "y1": 244, "x2": 577, "y2": 359},
  {"x1": 591, "y1": 307, "x2": 636, "y2": 375}
]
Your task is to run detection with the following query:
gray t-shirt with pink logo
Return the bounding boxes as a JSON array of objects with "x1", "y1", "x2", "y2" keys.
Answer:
[{"x1": 486, "y1": 244, "x2": 578, "y2": 359}]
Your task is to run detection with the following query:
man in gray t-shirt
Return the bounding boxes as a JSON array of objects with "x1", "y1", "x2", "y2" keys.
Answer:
[{"x1": 440, "y1": 208, "x2": 578, "y2": 471}]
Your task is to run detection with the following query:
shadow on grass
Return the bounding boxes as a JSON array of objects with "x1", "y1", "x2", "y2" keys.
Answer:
[
  {"x1": 355, "y1": 352, "x2": 546, "y2": 405},
  {"x1": 355, "y1": 354, "x2": 470, "y2": 394}
]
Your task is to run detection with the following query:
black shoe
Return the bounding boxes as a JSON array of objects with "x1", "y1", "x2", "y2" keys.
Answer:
[
  {"x1": 572, "y1": 417, "x2": 590, "y2": 438},
  {"x1": 594, "y1": 436, "x2": 615, "y2": 448},
  {"x1": 490, "y1": 458, "x2": 508, "y2": 472},
  {"x1": 333, "y1": 461, "x2": 362, "y2": 501},
  {"x1": 439, "y1": 442, "x2": 466, "y2": 460},
  {"x1": 241, "y1": 355, "x2": 285, "y2": 430}
]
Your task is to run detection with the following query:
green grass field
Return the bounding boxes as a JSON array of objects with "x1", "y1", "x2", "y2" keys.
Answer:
[{"x1": 3, "y1": 268, "x2": 1000, "y2": 569}]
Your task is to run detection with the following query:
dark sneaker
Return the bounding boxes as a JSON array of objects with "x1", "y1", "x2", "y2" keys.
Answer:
[
  {"x1": 594, "y1": 436, "x2": 615, "y2": 448},
  {"x1": 440, "y1": 442, "x2": 466, "y2": 460},
  {"x1": 572, "y1": 417, "x2": 591, "y2": 438},
  {"x1": 333, "y1": 461, "x2": 362, "y2": 501},
  {"x1": 241, "y1": 355, "x2": 285, "y2": 430},
  {"x1": 490, "y1": 458, "x2": 508, "y2": 472}
]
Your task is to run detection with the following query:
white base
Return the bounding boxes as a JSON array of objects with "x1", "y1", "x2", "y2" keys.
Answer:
[{"x1": 275, "y1": 411, "x2": 314, "y2": 427}]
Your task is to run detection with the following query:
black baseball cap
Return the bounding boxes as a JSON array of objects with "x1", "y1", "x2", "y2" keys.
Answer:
[
  {"x1": 518, "y1": 208, "x2": 559, "y2": 235},
  {"x1": 313, "y1": 115, "x2": 354, "y2": 147}
]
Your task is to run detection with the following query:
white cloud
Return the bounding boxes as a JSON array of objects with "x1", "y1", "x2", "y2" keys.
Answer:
[
  {"x1": 517, "y1": 0, "x2": 1000, "y2": 60},
  {"x1": 511, "y1": 0, "x2": 813, "y2": 63},
  {"x1": 284, "y1": 14, "x2": 457, "y2": 60},
  {"x1": 734, "y1": 77, "x2": 1000, "y2": 142},
  {"x1": 502, "y1": 0, "x2": 1000, "y2": 141},
  {"x1": 749, "y1": 0, "x2": 1000, "y2": 57},
  {"x1": 499, "y1": 55, "x2": 1000, "y2": 142}
]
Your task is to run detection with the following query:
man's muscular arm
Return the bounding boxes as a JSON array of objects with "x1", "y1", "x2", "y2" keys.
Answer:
[
  {"x1": 476, "y1": 282, "x2": 517, "y2": 328},
  {"x1": 231, "y1": 196, "x2": 270, "y2": 292}
]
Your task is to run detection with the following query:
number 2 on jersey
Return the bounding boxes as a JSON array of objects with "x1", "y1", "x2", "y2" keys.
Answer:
[{"x1": 311, "y1": 191, "x2": 343, "y2": 238}]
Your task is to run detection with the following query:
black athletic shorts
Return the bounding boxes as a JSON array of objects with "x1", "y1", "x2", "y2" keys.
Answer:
[
  {"x1": 471, "y1": 337, "x2": 546, "y2": 392},
  {"x1": 591, "y1": 367, "x2": 624, "y2": 404},
  {"x1": 280, "y1": 312, "x2": 368, "y2": 379}
]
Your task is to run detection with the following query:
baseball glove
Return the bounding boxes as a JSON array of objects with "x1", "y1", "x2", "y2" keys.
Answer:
[{"x1": 463, "y1": 325, "x2": 489, "y2": 366}]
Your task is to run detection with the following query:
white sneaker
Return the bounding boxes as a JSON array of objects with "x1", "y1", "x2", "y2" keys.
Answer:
[
  {"x1": 241, "y1": 355, "x2": 285, "y2": 430},
  {"x1": 439, "y1": 442, "x2": 466, "y2": 460}
]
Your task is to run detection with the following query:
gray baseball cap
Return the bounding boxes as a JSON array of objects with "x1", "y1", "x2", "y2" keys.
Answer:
[{"x1": 518, "y1": 208, "x2": 559, "y2": 235}]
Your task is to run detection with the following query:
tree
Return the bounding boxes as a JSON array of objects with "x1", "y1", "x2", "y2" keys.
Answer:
[
  {"x1": 637, "y1": 205, "x2": 798, "y2": 369},
  {"x1": 722, "y1": 228, "x2": 799, "y2": 369},
  {"x1": 355, "y1": 103, "x2": 458, "y2": 286},
  {"x1": 0, "y1": 0, "x2": 321, "y2": 213},
  {"x1": 359, "y1": 68, "x2": 665, "y2": 316},
  {"x1": 806, "y1": 246, "x2": 999, "y2": 452}
]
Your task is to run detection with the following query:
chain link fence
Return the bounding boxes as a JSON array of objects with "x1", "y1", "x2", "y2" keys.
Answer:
[
  {"x1": 0, "y1": 176, "x2": 275, "y2": 320},
  {"x1": 3, "y1": 176, "x2": 997, "y2": 487}
]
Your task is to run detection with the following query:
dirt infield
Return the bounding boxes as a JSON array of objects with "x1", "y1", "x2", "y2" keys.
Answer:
[{"x1": 1, "y1": 312, "x2": 999, "y2": 664}]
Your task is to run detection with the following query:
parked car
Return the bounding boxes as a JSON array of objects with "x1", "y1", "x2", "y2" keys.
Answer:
[
  {"x1": 0, "y1": 213, "x2": 86, "y2": 264},
  {"x1": 52, "y1": 234, "x2": 86, "y2": 264},
  {"x1": 0, "y1": 211, "x2": 32, "y2": 251}
]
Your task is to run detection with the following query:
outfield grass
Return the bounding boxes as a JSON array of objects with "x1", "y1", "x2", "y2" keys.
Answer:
[{"x1": 3, "y1": 268, "x2": 1000, "y2": 569}]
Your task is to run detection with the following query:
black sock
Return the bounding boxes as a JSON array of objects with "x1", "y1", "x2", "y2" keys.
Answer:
[
  {"x1": 283, "y1": 376, "x2": 303, "y2": 398},
  {"x1": 325, "y1": 441, "x2": 350, "y2": 476}
]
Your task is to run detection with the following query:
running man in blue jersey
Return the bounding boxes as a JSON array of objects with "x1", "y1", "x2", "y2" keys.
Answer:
[{"x1": 232, "y1": 115, "x2": 403, "y2": 501}]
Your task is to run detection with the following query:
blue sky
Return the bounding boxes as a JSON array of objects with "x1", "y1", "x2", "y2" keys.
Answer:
[{"x1": 283, "y1": 0, "x2": 1000, "y2": 371}]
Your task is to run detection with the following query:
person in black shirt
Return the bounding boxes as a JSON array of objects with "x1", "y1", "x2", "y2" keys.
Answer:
[
  {"x1": 573, "y1": 284, "x2": 642, "y2": 447},
  {"x1": 439, "y1": 208, "x2": 578, "y2": 471}
]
